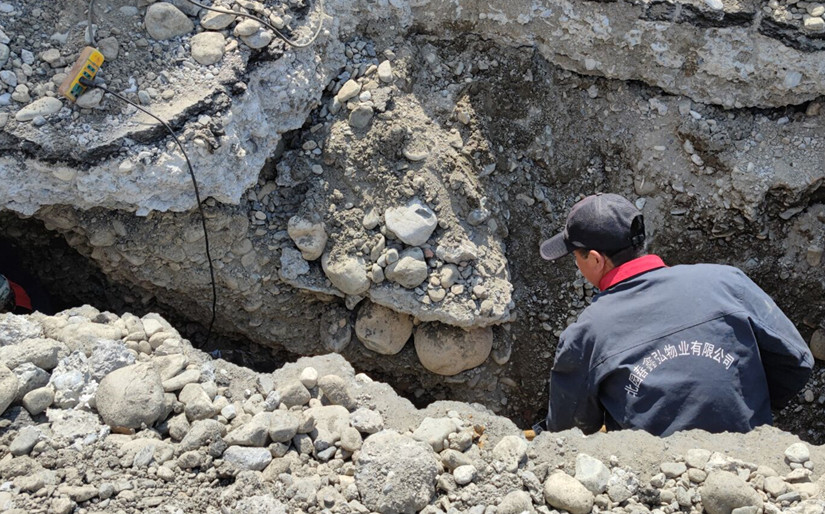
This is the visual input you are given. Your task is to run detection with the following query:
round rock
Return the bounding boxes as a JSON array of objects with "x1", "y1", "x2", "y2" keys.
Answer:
[
  {"x1": 453, "y1": 465, "x2": 476, "y2": 485},
  {"x1": 288, "y1": 216, "x2": 328, "y2": 261},
  {"x1": 384, "y1": 199, "x2": 438, "y2": 246},
  {"x1": 810, "y1": 329, "x2": 825, "y2": 361},
  {"x1": 190, "y1": 32, "x2": 225, "y2": 66},
  {"x1": 784, "y1": 442, "x2": 810, "y2": 463},
  {"x1": 322, "y1": 252, "x2": 370, "y2": 295},
  {"x1": 355, "y1": 301, "x2": 413, "y2": 355},
  {"x1": 95, "y1": 363, "x2": 165, "y2": 429},
  {"x1": 385, "y1": 248, "x2": 428, "y2": 289},
  {"x1": 144, "y1": 3, "x2": 194, "y2": 40},
  {"x1": 492, "y1": 435, "x2": 528, "y2": 473},
  {"x1": 414, "y1": 323, "x2": 493, "y2": 376},
  {"x1": 700, "y1": 470, "x2": 763, "y2": 514},
  {"x1": 355, "y1": 430, "x2": 438, "y2": 514},
  {"x1": 544, "y1": 471, "x2": 595, "y2": 514}
]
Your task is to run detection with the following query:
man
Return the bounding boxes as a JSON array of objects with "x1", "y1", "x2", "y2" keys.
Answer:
[{"x1": 540, "y1": 193, "x2": 814, "y2": 436}]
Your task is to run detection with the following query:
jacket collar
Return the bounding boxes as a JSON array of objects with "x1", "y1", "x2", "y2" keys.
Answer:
[{"x1": 598, "y1": 254, "x2": 667, "y2": 291}]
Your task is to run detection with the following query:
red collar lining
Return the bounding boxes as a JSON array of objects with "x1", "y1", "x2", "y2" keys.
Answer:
[{"x1": 598, "y1": 255, "x2": 667, "y2": 291}]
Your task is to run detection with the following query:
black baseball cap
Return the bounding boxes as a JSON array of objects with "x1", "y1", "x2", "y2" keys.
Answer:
[{"x1": 540, "y1": 193, "x2": 645, "y2": 261}]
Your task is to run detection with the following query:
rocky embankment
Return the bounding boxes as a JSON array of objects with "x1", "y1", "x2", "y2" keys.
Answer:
[{"x1": 1, "y1": 308, "x2": 824, "y2": 514}]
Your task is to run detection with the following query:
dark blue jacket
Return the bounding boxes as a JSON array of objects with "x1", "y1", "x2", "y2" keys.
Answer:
[{"x1": 546, "y1": 256, "x2": 814, "y2": 436}]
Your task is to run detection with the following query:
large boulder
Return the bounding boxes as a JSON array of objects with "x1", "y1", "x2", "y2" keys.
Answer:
[
  {"x1": 95, "y1": 363, "x2": 165, "y2": 429},
  {"x1": 144, "y1": 2, "x2": 194, "y2": 41},
  {"x1": 700, "y1": 470, "x2": 763, "y2": 514},
  {"x1": 356, "y1": 430, "x2": 438, "y2": 513},
  {"x1": 355, "y1": 302, "x2": 413, "y2": 355},
  {"x1": 414, "y1": 323, "x2": 492, "y2": 375},
  {"x1": 322, "y1": 252, "x2": 370, "y2": 295}
]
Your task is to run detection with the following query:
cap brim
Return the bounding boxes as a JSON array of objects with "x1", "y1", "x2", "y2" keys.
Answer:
[{"x1": 540, "y1": 233, "x2": 575, "y2": 261}]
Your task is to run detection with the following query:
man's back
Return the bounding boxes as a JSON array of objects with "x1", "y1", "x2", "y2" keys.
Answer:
[{"x1": 547, "y1": 260, "x2": 813, "y2": 436}]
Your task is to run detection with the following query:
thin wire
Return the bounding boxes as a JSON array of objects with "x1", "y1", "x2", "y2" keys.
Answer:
[
  {"x1": 183, "y1": 0, "x2": 325, "y2": 48},
  {"x1": 87, "y1": 0, "x2": 96, "y2": 46},
  {"x1": 80, "y1": 78, "x2": 218, "y2": 344}
]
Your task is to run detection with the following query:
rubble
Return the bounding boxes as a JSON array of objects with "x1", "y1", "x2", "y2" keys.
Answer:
[{"x1": 1, "y1": 308, "x2": 823, "y2": 513}]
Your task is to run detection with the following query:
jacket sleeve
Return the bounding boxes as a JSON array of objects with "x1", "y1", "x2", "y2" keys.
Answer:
[
  {"x1": 737, "y1": 271, "x2": 814, "y2": 409},
  {"x1": 546, "y1": 328, "x2": 604, "y2": 434}
]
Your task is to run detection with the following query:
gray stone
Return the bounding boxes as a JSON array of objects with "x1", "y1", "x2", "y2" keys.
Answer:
[
  {"x1": 178, "y1": 419, "x2": 225, "y2": 452},
  {"x1": 336, "y1": 80, "x2": 361, "y2": 102},
  {"x1": 10, "y1": 426, "x2": 41, "y2": 456},
  {"x1": 385, "y1": 247, "x2": 428, "y2": 289},
  {"x1": 700, "y1": 471, "x2": 763, "y2": 514},
  {"x1": 686, "y1": 448, "x2": 712, "y2": 469},
  {"x1": 144, "y1": 3, "x2": 194, "y2": 40},
  {"x1": 279, "y1": 247, "x2": 310, "y2": 281},
  {"x1": 22, "y1": 386, "x2": 54, "y2": 415},
  {"x1": 224, "y1": 414, "x2": 269, "y2": 447},
  {"x1": 96, "y1": 363, "x2": 164, "y2": 428},
  {"x1": 661, "y1": 461, "x2": 687, "y2": 478},
  {"x1": 234, "y1": 19, "x2": 262, "y2": 37},
  {"x1": 200, "y1": 10, "x2": 235, "y2": 30},
  {"x1": 268, "y1": 411, "x2": 300, "y2": 443},
  {"x1": 233, "y1": 495, "x2": 287, "y2": 513},
  {"x1": 350, "y1": 407, "x2": 384, "y2": 434},
  {"x1": 0, "y1": 337, "x2": 67, "y2": 370},
  {"x1": 355, "y1": 300, "x2": 416, "y2": 355},
  {"x1": 349, "y1": 105, "x2": 373, "y2": 129},
  {"x1": 412, "y1": 417, "x2": 458, "y2": 452},
  {"x1": 0, "y1": 363, "x2": 18, "y2": 414},
  {"x1": 763, "y1": 476, "x2": 788, "y2": 497},
  {"x1": 785, "y1": 443, "x2": 810, "y2": 463},
  {"x1": 97, "y1": 36, "x2": 120, "y2": 60},
  {"x1": 575, "y1": 453, "x2": 610, "y2": 494},
  {"x1": 0, "y1": 316, "x2": 42, "y2": 345},
  {"x1": 414, "y1": 324, "x2": 493, "y2": 376},
  {"x1": 57, "y1": 485, "x2": 98, "y2": 502},
  {"x1": 14, "y1": 97, "x2": 62, "y2": 122},
  {"x1": 162, "y1": 368, "x2": 200, "y2": 392},
  {"x1": 153, "y1": 354, "x2": 189, "y2": 381},
  {"x1": 607, "y1": 468, "x2": 638, "y2": 503},
  {"x1": 48, "y1": 408, "x2": 103, "y2": 444},
  {"x1": 356, "y1": 430, "x2": 438, "y2": 513},
  {"x1": 384, "y1": 199, "x2": 438, "y2": 246},
  {"x1": 317, "y1": 374, "x2": 355, "y2": 410},
  {"x1": 441, "y1": 449, "x2": 472, "y2": 471},
  {"x1": 276, "y1": 380, "x2": 311, "y2": 408},
  {"x1": 223, "y1": 446, "x2": 272, "y2": 471},
  {"x1": 190, "y1": 31, "x2": 225, "y2": 66},
  {"x1": 544, "y1": 471, "x2": 594, "y2": 514},
  {"x1": 377, "y1": 60, "x2": 393, "y2": 83},
  {"x1": 288, "y1": 216, "x2": 328, "y2": 261},
  {"x1": 75, "y1": 88, "x2": 105, "y2": 109},
  {"x1": 340, "y1": 426, "x2": 363, "y2": 452},
  {"x1": 492, "y1": 435, "x2": 528, "y2": 473},
  {"x1": 299, "y1": 367, "x2": 318, "y2": 389},
  {"x1": 179, "y1": 383, "x2": 217, "y2": 421},
  {"x1": 810, "y1": 330, "x2": 825, "y2": 361},
  {"x1": 306, "y1": 405, "x2": 350, "y2": 452},
  {"x1": 322, "y1": 252, "x2": 370, "y2": 296},
  {"x1": 453, "y1": 464, "x2": 476, "y2": 485},
  {"x1": 12, "y1": 363, "x2": 49, "y2": 402},
  {"x1": 497, "y1": 490, "x2": 534, "y2": 514}
]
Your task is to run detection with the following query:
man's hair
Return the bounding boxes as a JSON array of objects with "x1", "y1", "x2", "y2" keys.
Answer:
[{"x1": 577, "y1": 243, "x2": 647, "y2": 267}]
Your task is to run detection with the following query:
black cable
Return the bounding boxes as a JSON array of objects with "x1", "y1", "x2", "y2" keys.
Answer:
[
  {"x1": 87, "y1": 0, "x2": 96, "y2": 46},
  {"x1": 183, "y1": 0, "x2": 325, "y2": 48},
  {"x1": 79, "y1": 78, "x2": 218, "y2": 345}
]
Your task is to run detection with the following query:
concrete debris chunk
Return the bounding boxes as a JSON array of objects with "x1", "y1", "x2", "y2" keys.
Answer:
[{"x1": 575, "y1": 453, "x2": 611, "y2": 494}]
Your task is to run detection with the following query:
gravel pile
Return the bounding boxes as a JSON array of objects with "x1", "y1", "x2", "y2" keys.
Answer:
[{"x1": 1, "y1": 307, "x2": 824, "y2": 513}]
